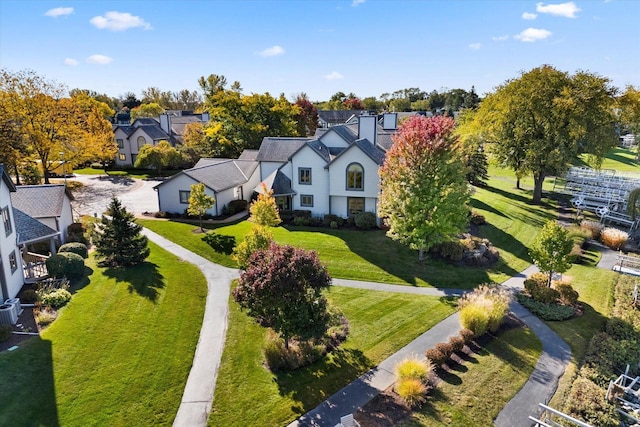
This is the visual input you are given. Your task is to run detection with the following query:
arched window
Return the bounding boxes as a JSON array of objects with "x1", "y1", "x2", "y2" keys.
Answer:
[
  {"x1": 137, "y1": 136, "x2": 146, "y2": 150},
  {"x1": 346, "y1": 163, "x2": 364, "y2": 190}
]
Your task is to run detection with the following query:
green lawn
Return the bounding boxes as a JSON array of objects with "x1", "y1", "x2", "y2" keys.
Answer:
[
  {"x1": 0, "y1": 242, "x2": 207, "y2": 426},
  {"x1": 74, "y1": 167, "x2": 181, "y2": 179},
  {"x1": 404, "y1": 327, "x2": 542, "y2": 426},
  {"x1": 139, "y1": 172, "x2": 556, "y2": 289},
  {"x1": 578, "y1": 147, "x2": 640, "y2": 173},
  {"x1": 209, "y1": 286, "x2": 457, "y2": 426}
]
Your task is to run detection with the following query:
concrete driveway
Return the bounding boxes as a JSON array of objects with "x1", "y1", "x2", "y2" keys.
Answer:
[{"x1": 69, "y1": 174, "x2": 160, "y2": 217}]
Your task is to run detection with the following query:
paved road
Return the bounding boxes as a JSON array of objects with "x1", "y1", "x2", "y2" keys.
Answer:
[{"x1": 69, "y1": 174, "x2": 159, "y2": 217}]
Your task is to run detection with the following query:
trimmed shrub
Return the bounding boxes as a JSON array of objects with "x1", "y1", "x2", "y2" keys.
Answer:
[
  {"x1": 524, "y1": 273, "x2": 560, "y2": 304},
  {"x1": 0, "y1": 324, "x2": 12, "y2": 342},
  {"x1": 580, "y1": 220, "x2": 604, "y2": 240},
  {"x1": 449, "y1": 335, "x2": 465, "y2": 352},
  {"x1": 565, "y1": 377, "x2": 619, "y2": 427},
  {"x1": 395, "y1": 377, "x2": 428, "y2": 408},
  {"x1": 555, "y1": 282, "x2": 579, "y2": 305},
  {"x1": 323, "y1": 214, "x2": 344, "y2": 227},
  {"x1": 45, "y1": 252, "x2": 85, "y2": 279},
  {"x1": 202, "y1": 232, "x2": 236, "y2": 255},
  {"x1": 425, "y1": 348, "x2": 448, "y2": 367},
  {"x1": 459, "y1": 328, "x2": 475, "y2": 343},
  {"x1": 434, "y1": 342, "x2": 453, "y2": 359},
  {"x1": 58, "y1": 242, "x2": 88, "y2": 259},
  {"x1": 293, "y1": 216, "x2": 310, "y2": 226},
  {"x1": 228, "y1": 199, "x2": 248, "y2": 214},
  {"x1": 67, "y1": 223, "x2": 84, "y2": 234},
  {"x1": 604, "y1": 317, "x2": 640, "y2": 341},
  {"x1": 395, "y1": 356, "x2": 432, "y2": 382},
  {"x1": 354, "y1": 211, "x2": 377, "y2": 229},
  {"x1": 40, "y1": 288, "x2": 72, "y2": 309},
  {"x1": 430, "y1": 240, "x2": 465, "y2": 262},
  {"x1": 330, "y1": 221, "x2": 338, "y2": 229},
  {"x1": 600, "y1": 227, "x2": 628, "y2": 250},
  {"x1": 516, "y1": 294, "x2": 576, "y2": 321},
  {"x1": 20, "y1": 289, "x2": 38, "y2": 303}
]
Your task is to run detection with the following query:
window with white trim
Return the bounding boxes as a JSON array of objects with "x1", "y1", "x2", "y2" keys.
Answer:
[
  {"x1": 346, "y1": 163, "x2": 364, "y2": 190},
  {"x1": 9, "y1": 250, "x2": 18, "y2": 273}
]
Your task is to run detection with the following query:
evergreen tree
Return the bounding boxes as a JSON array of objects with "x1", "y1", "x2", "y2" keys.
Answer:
[{"x1": 93, "y1": 198, "x2": 150, "y2": 267}]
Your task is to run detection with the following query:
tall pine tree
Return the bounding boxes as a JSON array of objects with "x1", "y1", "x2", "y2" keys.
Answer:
[{"x1": 94, "y1": 198, "x2": 150, "y2": 267}]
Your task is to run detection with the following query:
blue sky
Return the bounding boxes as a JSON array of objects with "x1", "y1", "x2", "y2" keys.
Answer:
[{"x1": 1, "y1": 0, "x2": 639, "y2": 102}]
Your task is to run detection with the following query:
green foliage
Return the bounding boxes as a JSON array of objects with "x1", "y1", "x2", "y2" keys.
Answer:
[
  {"x1": 565, "y1": 377, "x2": 619, "y2": 427},
  {"x1": 379, "y1": 116, "x2": 470, "y2": 259},
  {"x1": 93, "y1": 197, "x2": 150, "y2": 267},
  {"x1": 40, "y1": 288, "x2": 72, "y2": 309},
  {"x1": 233, "y1": 243, "x2": 332, "y2": 348},
  {"x1": 0, "y1": 324, "x2": 12, "y2": 342},
  {"x1": 228, "y1": 199, "x2": 248, "y2": 215},
  {"x1": 202, "y1": 232, "x2": 236, "y2": 255},
  {"x1": 556, "y1": 282, "x2": 579, "y2": 305},
  {"x1": 354, "y1": 211, "x2": 377, "y2": 229},
  {"x1": 188, "y1": 182, "x2": 216, "y2": 230},
  {"x1": 529, "y1": 221, "x2": 574, "y2": 286},
  {"x1": 430, "y1": 240, "x2": 465, "y2": 262},
  {"x1": 459, "y1": 285, "x2": 511, "y2": 335},
  {"x1": 45, "y1": 252, "x2": 85, "y2": 278},
  {"x1": 469, "y1": 211, "x2": 486, "y2": 225},
  {"x1": 232, "y1": 225, "x2": 272, "y2": 269},
  {"x1": 20, "y1": 289, "x2": 38, "y2": 303},
  {"x1": 395, "y1": 377, "x2": 428, "y2": 408},
  {"x1": 323, "y1": 214, "x2": 344, "y2": 227},
  {"x1": 35, "y1": 307, "x2": 57, "y2": 326},
  {"x1": 134, "y1": 140, "x2": 182, "y2": 176},
  {"x1": 330, "y1": 221, "x2": 338, "y2": 229},
  {"x1": 457, "y1": 65, "x2": 618, "y2": 203},
  {"x1": 249, "y1": 187, "x2": 281, "y2": 227},
  {"x1": 58, "y1": 242, "x2": 88, "y2": 259},
  {"x1": 516, "y1": 294, "x2": 576, "y2": 321}
]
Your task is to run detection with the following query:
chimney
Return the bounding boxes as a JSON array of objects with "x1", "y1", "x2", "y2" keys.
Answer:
[
  {"x1": 201, "y1": 112, "x2": 210, "y2": 122},
  {"x1": 382, "y1": 113, "x2": 398, "y2": 130},
  {"x1": 159, "y1": 114, "x2": 170, "y2": 134},
  {"x1": 358, "y1": 114, "x2": 377, "y2": 145}
]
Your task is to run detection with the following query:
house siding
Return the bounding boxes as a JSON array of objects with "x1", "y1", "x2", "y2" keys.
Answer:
[
  {"x1": 0, "y1": 181, "x2": 23, "y2": 300},
  {"x1": 290, "y1": 146, "x2": 330, "y2": 216}
]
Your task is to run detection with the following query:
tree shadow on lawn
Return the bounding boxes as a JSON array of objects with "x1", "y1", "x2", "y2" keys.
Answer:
[
  {"x1": 68, "y1": 266, "x2": 94, "y2": 293},
  {"x1": 606, "y1": 151, "x2": 639, "y2": 168},
  {"x1": 0, "y1": 337, "x2": 59, "y2": 426},
  {"x1": 478, "y1": 223, "x2": 531, "y2": 270},
  {"x1": 273, "y1": 347, "x2": 370, "y2": 415},
  {"x1": 103, "y1": 262, "x2": 165, "y2": 302},
  {"x1": 469, "y1": 198, "x2": 509, "y2": 219}
]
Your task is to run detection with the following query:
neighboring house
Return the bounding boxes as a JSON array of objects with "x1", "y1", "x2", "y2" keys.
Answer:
[
  {"x1": 154, "y1": 156, "x2": 260, "y2": 216},
  {"x1": 11, "y1": 184, "x2": 74, "y2": 245},
  {"x1": 255, "y1": 113, "x2": 398, "y2": 219},
  {"x1": 1, "y1": 165, "x2": 60, "y2": 300},
  {"x1": 317, "y1": 110, "x2": 368, "y2": 128},
  {"x1": 114, "y1": 111, "x2": 210, "y2": 167}
]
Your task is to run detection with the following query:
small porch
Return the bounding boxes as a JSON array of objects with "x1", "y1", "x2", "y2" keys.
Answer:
[
  {"x1": 13, "y1": 206, "x2": 60, "y2": 284},
  {"x1": 22, "y1": 251, "x2": 50, "y2": 284}
]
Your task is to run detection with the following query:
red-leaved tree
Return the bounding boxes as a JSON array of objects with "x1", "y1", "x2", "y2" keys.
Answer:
[
  {"x1": 233, "y1": 242, "x2": 332, "y2": 348},
  {"x1": 378, "y1": 115, "x2": 471, "y2": 260}
]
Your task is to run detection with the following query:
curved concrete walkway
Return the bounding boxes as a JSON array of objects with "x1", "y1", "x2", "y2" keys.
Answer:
[{"x1": 141, "y1": 228, "x2": 239, "y2": 427}]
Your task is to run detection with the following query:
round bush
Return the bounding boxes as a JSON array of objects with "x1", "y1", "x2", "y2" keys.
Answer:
[
  {"x1": 20, "y1": 289, "x2": 39, "y2": 303},
  {"x1": 449, "y1": 335, "x2": 465, "y2": 352},
  {"x1": 354, "y1": 212, "x2": 377, "y2": 229},
  {"x1": 41, "y1": 288, "x2": 72, "y2": 309},
  {"x1": 459, "y1": 328, "x2": 475, "y2": 343},
  {"x1": 0, "y1": 324, "x2": 12, "y2": 342},
  {"x1": 555, "y1": 282, "x2": 579, "y2": 305},
  {"x1": 460, "y1": 303, "x2": 490, "y2": 336},
  {"x1": 46, "y1": 252, "x2": 84, "y2": 279},
  {"x1": 425, "y1": 348, "x2": 448, "y2": 367},
  {"x1": 395, "y1": 357, "x2": 432, "y2": 382},
  {"x1": 58, "y1": 242, "x2": 88, "y2": 259},
  {"x1": 395, "y1": 377, "x2": 427, "y2": 408},
  {"x1": 434, "y1": 342, "x2": 453, "y2": 359}
]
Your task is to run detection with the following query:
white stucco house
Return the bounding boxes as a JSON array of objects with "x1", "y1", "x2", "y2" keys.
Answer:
[
  {"x1": 154, "y1": 157, "x2": 260, "y2": 216},
  {"x1": 1, "y1": 166, "x2": 61, "y2": 301},
  {"x1": 255, "y1": 113, "x2": 398, "y2": 219}
]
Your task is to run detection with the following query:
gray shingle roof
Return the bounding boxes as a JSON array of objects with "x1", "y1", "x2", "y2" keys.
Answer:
[
  {"x1": 238, "y1": 150, "x2": 259, "y2": 160},
  {"x1": 306, "y1": 140, "x2": 331, "y2": 163},
  {"x1": 11, "y1": 185, "x2": 67, "y2": 219},
  {"x1": 194, "y1": 158, "x2": 232, "y2": 168},
  {"x1": 13, "y1": 207, "x2": 59, "y2": 245},
  {"x1": 327, "y1": 139, "x2": 386, "y2": 167},
  {"x1": 256, "y1": 169, "x2": 294, "y2": 196},
  {"x1": 133, "y1": 117, "x2": 160, "y2": 126},
  {"x1": 317, "y1": 110, "x2": 367, "y2": 125},
  {"x1": 255, "y1": 137, "x2": 311, "y2": 162},
  {"x1": 323, "y1": 125, "x2": 358, "y2": 145},
  {"x1": 156, "y1": 160, "x2": 259, "y2": 193},
  {"x1": 135, "y1": 124, "x2": 171, "y2": 141}
]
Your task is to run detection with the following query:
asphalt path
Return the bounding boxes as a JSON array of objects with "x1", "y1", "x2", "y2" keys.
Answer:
[{"x1": 69, "y1": 174, "x2": 160, "y2": 217}]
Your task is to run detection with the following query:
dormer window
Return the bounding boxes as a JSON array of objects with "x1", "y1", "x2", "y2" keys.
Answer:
[{"x1": 346, "y1": 163, "x2": 364, "y2": 191}]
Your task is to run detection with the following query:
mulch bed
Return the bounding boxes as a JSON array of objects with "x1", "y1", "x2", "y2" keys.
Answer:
[
  {"x1": 0, "y1": 306, "x2": 40, "y2": 353},
  {"x1": 356, "y1": 313, "x2": 525, "y2": 425}
]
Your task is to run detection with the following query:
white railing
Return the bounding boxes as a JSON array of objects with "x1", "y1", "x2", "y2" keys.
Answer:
[{"x1": 22, "y1": 252, "x2": 49, "y2": 282}]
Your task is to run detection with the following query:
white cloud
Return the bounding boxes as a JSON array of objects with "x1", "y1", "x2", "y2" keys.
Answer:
[
  {"x1": 492, "y1": 35, "x2": 509, "y2": 41},
  {"x1": 44, "y1": 7, "x2": 73, "y2": 17},
  {"x1": 90, "y1": 11, "x2": 152, "y2": 31},
  {"x1": 64, "y1": 58, "x2": 78, "y2": 66},
  {"x1": 536, "y1": 2, "x2": 581, "y2": 18},
  {"x1": 86, "y1": 54, "x2": 113, "y2": 64},
  {"x1": 469, "y1": 43, "x2": 482, "y2": 50},
  {"x1": 515, "y1": 28, "x2": 552, "y2": 42},
  {"x1": 352, "y1": 0, "x2": 366, "y2": 6},
  {"x1": 259, "y1": 45, "x2": 285, "y2": 57},
  {"x1": 522, "y1": 12, "x2": 538, "y2": 20},
  {"x1": 324, "y1": 71, "x2": 344, "y2": 80}
]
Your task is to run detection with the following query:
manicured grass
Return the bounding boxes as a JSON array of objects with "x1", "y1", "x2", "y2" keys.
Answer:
[
  {"x1": 139, "y1": 174, "x2": 557, "y2": 290},
  {"x1": 209, "y1": 286, "x2": 457, "y2": 426},
  {"x1": 75, "y1": 167, "x2": 181, "y2": 179},
  {"x1": 0, "y1": 242, "x2": 207, "y2": 426},
  {"x1": 404, "y1": 326, "x2": 542, "y2": 426},
  {"x1": 578, "y1": 147, "x2": 640, "y2": 173}
]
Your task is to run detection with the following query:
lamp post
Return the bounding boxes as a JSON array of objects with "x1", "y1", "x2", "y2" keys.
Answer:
[{"x1": 60, "y1": 152, "x2": 66, "y2": 187}]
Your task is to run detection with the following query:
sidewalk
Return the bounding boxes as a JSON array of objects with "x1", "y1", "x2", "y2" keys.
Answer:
[{"x1": 141, "y1": 228, "x2": 239, "y2": 427}]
